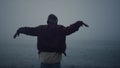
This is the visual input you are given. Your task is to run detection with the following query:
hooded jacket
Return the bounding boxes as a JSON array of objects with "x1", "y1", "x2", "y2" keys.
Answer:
[{"x1": 17, "y1": 21, "x2": 83, "y2": 55}]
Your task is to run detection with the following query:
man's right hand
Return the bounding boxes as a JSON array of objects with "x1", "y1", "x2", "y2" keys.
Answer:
[
  {"x1": 76, "y1": 21, "x2": 89, "y2": 27},
  {"x1": 82, "y1": 22, "x2": 89, "y2": 27}
]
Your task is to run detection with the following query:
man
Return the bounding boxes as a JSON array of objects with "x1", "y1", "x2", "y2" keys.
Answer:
[{"x1": 13, "y1": 14, "x2": 88, "y2": 68}]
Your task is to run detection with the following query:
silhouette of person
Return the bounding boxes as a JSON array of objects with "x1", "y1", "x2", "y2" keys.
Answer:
[{"x1": 13, "y1": 14, "x2": 89, "y2": 68}]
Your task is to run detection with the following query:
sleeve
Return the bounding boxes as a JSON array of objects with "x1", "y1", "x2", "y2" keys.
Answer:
[
  {"x1": 17, "y1": 26, "x2": 39, "y2": 36},
  {"x1": 65, "y1": 21, "x2": 83, "y2": 35}
]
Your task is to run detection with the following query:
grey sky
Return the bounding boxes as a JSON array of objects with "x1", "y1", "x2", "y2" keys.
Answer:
[{"x1": 0, "y1": 0, "x2": 120, "y2": 43}]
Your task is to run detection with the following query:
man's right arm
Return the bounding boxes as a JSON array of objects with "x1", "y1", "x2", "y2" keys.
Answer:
[{"x1": 65, "y1": 21, "x2": 87, "y2": 35}]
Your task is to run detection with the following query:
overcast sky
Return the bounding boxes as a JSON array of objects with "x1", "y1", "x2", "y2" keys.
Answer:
[{"x1": 0, "y1": 0, "x2": 120, "y2": 43}]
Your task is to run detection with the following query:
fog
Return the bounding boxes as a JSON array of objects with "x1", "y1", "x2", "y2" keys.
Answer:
[
  {"x1": 0, "y1": 0, "x2": 120, "y2": 68},
  {"x1": 0, "y1": 0, "x2": 120, "y2": 43}
]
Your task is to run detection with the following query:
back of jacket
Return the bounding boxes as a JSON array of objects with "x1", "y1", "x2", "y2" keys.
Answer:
[
  {"x1": 37, "y1": 25, "x2": 66, "y2": 54},
  {"x1": 17, "y1": 21, "x2": 82, "y2": 55}
]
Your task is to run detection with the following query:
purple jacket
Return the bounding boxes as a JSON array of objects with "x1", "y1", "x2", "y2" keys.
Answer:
[{"x1": 17, "y1": 21, "x2": 82, "y2": 55}]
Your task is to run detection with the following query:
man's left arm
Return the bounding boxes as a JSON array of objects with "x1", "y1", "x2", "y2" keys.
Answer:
[{"x1": 13, "y1": 27, "x2": 39, "y2": 39}]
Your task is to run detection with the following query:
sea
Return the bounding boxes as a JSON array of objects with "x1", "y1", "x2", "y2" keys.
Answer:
[{"x1": 0, "y1": 40, "x2": 120, "y2": 68}]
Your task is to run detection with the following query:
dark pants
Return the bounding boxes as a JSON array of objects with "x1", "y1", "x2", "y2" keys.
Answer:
[{"x1": 40, "y1": 63, "x2": 61, "y2": 68}]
